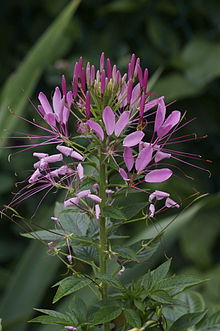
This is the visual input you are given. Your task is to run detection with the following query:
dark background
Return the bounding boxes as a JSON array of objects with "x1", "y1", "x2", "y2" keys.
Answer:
[{"x1": 0, "y1": 0, "x2": 220, "y2": 330}]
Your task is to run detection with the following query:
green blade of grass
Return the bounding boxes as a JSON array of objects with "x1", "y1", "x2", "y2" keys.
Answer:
[{"x1": 0, "y1": 0, "x2": 80, "y2": 148}]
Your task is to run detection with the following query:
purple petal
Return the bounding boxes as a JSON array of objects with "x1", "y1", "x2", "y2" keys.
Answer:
[
  {"x1": 144, "y1": 168, "x2": 173, "y2": 183},
  {"x1": 77, "y1": 163, "x2": 84, "y2": 181},
  {"x1": 165, "y1": 197, "x2": 180, "y2": 208},
  {"x1": 154, "y1": 98, "x2": 166, "y2": 133},
  {"x1": 157, "y1": 111, "x2": 181, "y2": 138},
  {"x1": 149, "y1": 190, "x2": 170, "y2": 202},
  {"x1": 71, "y1": 151, "x2": 84, "y2": 161},
  {"x1": 64, "y1": 197, "x2": 79, "y2": 207},
  {"x1": 102, "y1": 106, "x2": 115, "y2": 136},
  {"x1": 85, "y1": 91, "x2": 91, "y2": 120},
  {"x1": 34, "y1": 159, "x2": 48, "y2": 171},
  {"x1": 37, "y1": 105, "x2": 45, "y2": 116},
  {"x1": 119, "y1": 168, "x2": 129, "y2": 181},
  {"x1": 130, "y1": 83, "x2": 141, "y2": 110},
  {"x1": 62, "y1": 107, "x2": 70, "y2": 124},
  {"x1": 149, "y1": 204, "x2": 155, "y2": 218},
  {"x1": 135, "y1": 145, "x2": 153, "y2": 172},
  {"x1": 33, "y1": 152, "x2": 48, "y2": 159},
  {"x1": 123, "y1": 147, "x2": 134, "y2": 171},
  {"x1": 44, "y1": 113, "x2": 56, "y2": 127},
  {"x1": 144, "y1": 96, "x2": 162, "y2": 113},
  {"x1": 155, "y1": 151, "x2": 171, "y2": 163},
  {"x1": 57, "y1": 145, "x2": 73, "y2": 157},
  {"x1": 114, "y1": 111, "x2": 130, "y2": 137},
  {"x1": 44, "y1": 154, "x2": 63, "y2": 163},
  {"x1": 77, "y1": 189, "x2": 91, "y2": 198},
  {"x1": 95, "y1": 204, "x2": 101, "y2": 219},
  {"x1": 52, "y1": 87, "x2": 62, "y2": 115},
  {"x1": 100, "y1": 52, "x2": 105, "y2": 71},
  {"x1": 28, "y1": 169, "x2": 41, "y2": 184},
  {"x1": 57, "y1": 165, "x2": 73, "y2": 176},
  {"x1": 87, "y1": 120, "x2": 104, "y2": 141},
  {"x1": 38, "y1": 92, "x2": 53, "y2": 114},
  {"x1": 88, "y1": 194, "x2": 102, "y2": 203},
  {"x1": 123, "y1": 131, "x2": 145, "y2": 147}
]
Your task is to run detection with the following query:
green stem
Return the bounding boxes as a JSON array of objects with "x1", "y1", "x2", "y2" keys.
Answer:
[{"x1": 98, "y1": 149, "x2": 110, "y2": 331}]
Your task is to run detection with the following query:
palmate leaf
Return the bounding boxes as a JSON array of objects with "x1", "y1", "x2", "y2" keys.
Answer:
[
  {"x1": 53, "y1": 275, "x2": 92, "y2": 304},
  {"x1": 0, "y1": 0, "x2": 80, "y2": 148}
]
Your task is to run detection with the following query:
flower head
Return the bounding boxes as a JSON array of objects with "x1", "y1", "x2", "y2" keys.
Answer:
[{"x1": 6, "y1": 52, "x2": 207, "y2": 217}]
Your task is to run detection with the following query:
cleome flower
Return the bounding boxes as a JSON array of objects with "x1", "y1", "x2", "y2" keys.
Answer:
[{"x1": 5, "y1": 52, "x2": 208, "y2": 218}]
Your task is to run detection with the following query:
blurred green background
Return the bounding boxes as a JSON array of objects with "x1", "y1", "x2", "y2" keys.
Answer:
[{"x1": 0, "y1": 0, "x2": 220, "y2": 330}]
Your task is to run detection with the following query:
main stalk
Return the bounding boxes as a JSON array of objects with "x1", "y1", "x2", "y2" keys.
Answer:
[{"x1": 98, "y1": 150, "x2": 109, "y2": 331}]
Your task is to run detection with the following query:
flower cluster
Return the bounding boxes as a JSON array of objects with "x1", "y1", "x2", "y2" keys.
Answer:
[{"x1": 9, "y1": 52, "x2": 204, "y2": 218}]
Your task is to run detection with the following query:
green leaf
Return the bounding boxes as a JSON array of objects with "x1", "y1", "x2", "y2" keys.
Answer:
[
  {"x1": 59, "y1": 211, "x2": 90, "y2": 236},
  {"x1": 169, "y1": 311, "x2": 207, "y2": 331},
  {"x1": 122, "y1": 202, "x2": 147, "y2": 219},
  {"x1": 69, "y1": 297, "x2": 87, "y2": 323},
  {"x1": 93, "y1": 306, "x2": 123, "y2": 325},
  {"x1": 0, "y1": 0, "x2": 80, "y2": 148},
  {"x1": 185, "y1": 291, "x2": 206, "y2": 313},
  {"x1": 21, "y1": 229, "x2": 66, "y2": 241},
  {"x1": 0, "y1": 237, "x2": 61, "y2": 328},
  {"x1": 158, "y1": 275, "x2": 207, "y2": 296},
  {"x1": 142, "y1": 271, "x2": 154, "y2": 292},
  {"x1": 30, "y1": 309, "x2": 77, "y2": 326},
  {"x1": 115, "y1": 247, "x2": 138, "y2": 261},
  {"x1": 150, "y1": 290, "x2": 174, "y2": 304},
  {"x1": 198, "y1": 311, "x2": 220, "y2": 330},
  {"x1": 95, "y1": 274, "x2": 123, "y2": 289},
  {"x1": 134, "y1": 299, "x2": 145, "y2": 313},
  {"x1": 151, "y1": 259, "x2": 172, "y2": 283},
  {"x1": 124, "y1": 309, "x2": 142, "y2": 328},
  {"x1": 103, "y1": 206, "x2": 126, "y2": 220},
  {"x1": 53, "y1": 276, "x2": 92, "y2": 303},
  {"x1": 135, "y1": 236, "x2": 162, "y2": 262},
  {"x1": 30, "y1": 315, "x2": 73, "y2": 326}
]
